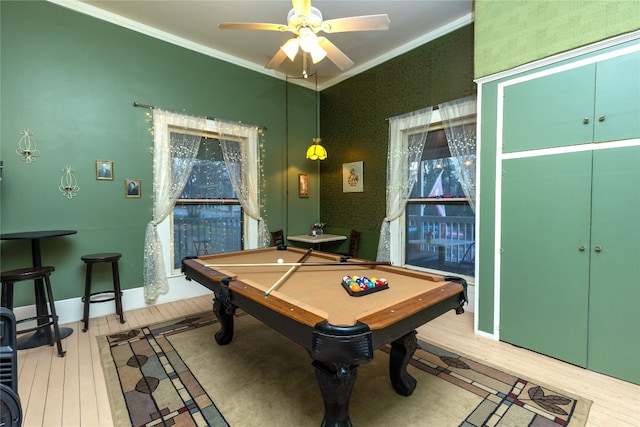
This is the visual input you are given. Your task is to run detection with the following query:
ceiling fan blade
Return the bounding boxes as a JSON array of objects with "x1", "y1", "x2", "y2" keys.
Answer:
[
  {"x1": 317, "y1": 37, "x2": 354, "y2": 71},
  {"x1": 265, "y1": 48, "x2": 289, "y2": 70},
  {"x1": 321, "y1": 15, "x2": 390, "y2": 33},
  {"x1": 292, "y1": 0, "x2": 311, "y2": 17},
  {"x1": 218, "y1": 22, "x2": 288, "y2": 32}
]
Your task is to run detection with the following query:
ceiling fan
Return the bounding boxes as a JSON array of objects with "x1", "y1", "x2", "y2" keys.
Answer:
[{"x1": 218, "y1": 0, "x2": 390, "y2": 73}]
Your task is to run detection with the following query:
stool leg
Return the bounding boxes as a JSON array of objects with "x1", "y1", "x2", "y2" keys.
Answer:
[
  {"x1": 43, "y1": 275, "x2": 65, "y2": 357},
  {"x1": 112, "y1": 261, "x2": 125, "y2": 324},
  {"x1": 34, "y1": 277, "x2": 54, "y2": 345},
  {"x1": 1, "y1": 282, "x2": 14, "y2": 309},
  {"x1": 82, "y1": 263, "x2": 93, "y2": 332}
]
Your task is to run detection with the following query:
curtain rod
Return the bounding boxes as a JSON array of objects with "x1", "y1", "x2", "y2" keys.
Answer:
[
  {"x1": 385, "y1": 105, "x2": 439, "y2": 121},
  {"x1": 133, "y1": 102, "x2": 267, "y2": 131}
]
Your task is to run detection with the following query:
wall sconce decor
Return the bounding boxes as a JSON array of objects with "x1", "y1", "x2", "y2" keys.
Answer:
[
  {"x1": 59, "y1": 165, "x2": 79, "y2": 199},
  {"x1": 17, "y1": 128, "x2": 40, "y2": 163}
]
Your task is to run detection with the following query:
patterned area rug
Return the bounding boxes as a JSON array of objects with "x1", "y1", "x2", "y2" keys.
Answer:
[{"x1": 98, "y1": 312, "x2": 591, "y2": 427}]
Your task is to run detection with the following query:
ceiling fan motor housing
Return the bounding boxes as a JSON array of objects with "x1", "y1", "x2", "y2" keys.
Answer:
[{"x1": 287, "y1": 7, "x2": 323, "y2": 30}]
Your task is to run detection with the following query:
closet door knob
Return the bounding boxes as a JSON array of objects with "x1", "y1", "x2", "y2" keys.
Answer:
[
  {"x1": 578, "y1": 245, "x2": 585, "y2": 251},
  {"x1": 583, "y1": 117, "x2": 590, "y2": 124},
  {"x1": 594, "y1": 245, "x2": 602, "y2": 252},
  {"x1": 598, "y1": 115, "x2": 605, "y2": 122}
]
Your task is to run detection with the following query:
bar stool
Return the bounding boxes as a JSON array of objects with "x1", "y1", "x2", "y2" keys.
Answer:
[
  {"x1": 0, "y1": 266, "x2": 65, "y2": 356},
  {"x1": 81, "y1": 253, "x2": 125, "y2": 332}
]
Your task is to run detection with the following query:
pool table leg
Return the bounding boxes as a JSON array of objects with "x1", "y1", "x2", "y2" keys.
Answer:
[
  {"x1": 313, "y1": 361, "x2": 357, "y2": 427},
  {"x1": 212, "y1": 298, "x2": 235, "y2": 345},
  {"x1": 389, "y1": 330, "x2": 418, "y2": 396}
]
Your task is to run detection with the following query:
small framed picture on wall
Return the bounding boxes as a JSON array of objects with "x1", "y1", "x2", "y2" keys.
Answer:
[
  {"x1": 96, "y1": 160, "x2": 113, "y2": 180},
  {"x1": 125, "y1": 179, "x2": 141, "y2": 198},
  {"x1": 299, "y1": 173, "x2": 309, "y2": 198},
  {"x1": 342, "y1": 161, "x2": 364, "y2": 193}
]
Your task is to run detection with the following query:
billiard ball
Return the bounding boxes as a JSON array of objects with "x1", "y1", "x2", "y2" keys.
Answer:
[
  {"x1": 277, "y1": 258, "x2": 284, "y2": 264},
  {"x1": 375, "y1": 278, "x2": 388, "y2": 287}
]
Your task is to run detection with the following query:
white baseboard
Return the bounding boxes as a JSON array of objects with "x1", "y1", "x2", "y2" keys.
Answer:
[
  {"x1": 465, "y1": 283, "x2": 475, "y2": 314},
  {"x1": 11, "y1": 278, "x2": 476, "y2": 328}
]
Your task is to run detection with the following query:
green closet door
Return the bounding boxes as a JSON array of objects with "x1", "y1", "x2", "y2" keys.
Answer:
[
  {"x1": 588, "y1": 146, "x2": 640, "y2": 384},
  {"x1": 594, "y1": 51, "x2": 640, "y2": 143},
  {"x1": 502, "y1": 65, "x2": 595, "y2": 153},
  {"x1": 500, "y1": 152, "x2": 592, "y2": 367}
]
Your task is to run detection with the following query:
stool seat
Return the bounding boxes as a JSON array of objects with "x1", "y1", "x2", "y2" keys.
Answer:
[
  {"x1": 81, "y1": 252, "x2": 125, "y2": 331},
  {"x1": 1, "y1": 266, "x2": 65, "y2": 356},
  {"x1": 81, "y1": 253, "x2": 121, "y2": 263},
  {"x1": 1, "y1": 266, "x2": 55, "y2": 282}
]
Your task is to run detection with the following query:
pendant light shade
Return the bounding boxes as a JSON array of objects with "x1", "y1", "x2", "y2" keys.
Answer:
[
  {"x1": 306, "y1": 73, "x2": 326, "y2": 160},
  {"x1": 306, "y1": 137, "x2": 327, "y2": 160}
]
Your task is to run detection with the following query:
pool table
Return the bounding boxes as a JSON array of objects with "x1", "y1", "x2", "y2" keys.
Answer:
[{"x1": 182, "y1": 246, "x2": 467, "y2": 427}]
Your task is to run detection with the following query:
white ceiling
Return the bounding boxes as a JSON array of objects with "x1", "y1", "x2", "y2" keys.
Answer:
[{"x1": 52, "y1": 1, "x2": 474, "y2": 89}]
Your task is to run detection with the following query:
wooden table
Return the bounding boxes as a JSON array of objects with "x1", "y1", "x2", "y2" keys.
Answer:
[
  {"x1": 182, "y1": 246, "x2": 467, "y2": 426},
  {"x1": 287, "y1": 233, "x2": 347, "y2": 250},
  {"x1": 0, "y1": 230, "x2": 77, "y2": 349}
]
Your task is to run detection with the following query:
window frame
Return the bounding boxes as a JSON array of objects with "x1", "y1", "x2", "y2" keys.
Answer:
[
  {"x1": 158, "y1": 118, "x2": 260, "y2": 277},
  {"x1": 390, "y1": 109, "x2": 476, "y2": 280}
]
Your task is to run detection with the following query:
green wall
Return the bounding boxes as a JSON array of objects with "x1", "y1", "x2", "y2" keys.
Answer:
[
  {"x1": 318, "y1": 25, "x2": 475, "y2": 258},
  {"x1": 0, "y1": 1, "x2": 316, "y2": 306},
  {"x1": 475, "y1": 0, "x2": 640, "y2": 78}
]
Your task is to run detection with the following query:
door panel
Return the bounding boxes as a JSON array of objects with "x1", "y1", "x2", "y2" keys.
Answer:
[
  {"x1": 500, "y1": 152, "x2": 592, "y2": 366},
  {"x1": 588, "y1": 146, "x2": 640, "y2": 384},
  {"x1": 594, "y1": 52, "x2": 640, "y2": 143},
  {"x1": 502, "y1": 65, "x2": 595, "y2": 153}
]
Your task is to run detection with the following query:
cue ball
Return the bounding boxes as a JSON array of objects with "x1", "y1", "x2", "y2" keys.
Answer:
[{"x1": 277, "y1": 258, "x2": 284, "y2": 264}]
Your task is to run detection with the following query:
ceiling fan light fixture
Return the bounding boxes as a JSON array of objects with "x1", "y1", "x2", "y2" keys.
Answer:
[
  {"x1": 281, "y1": 38, "x2": 300, "y2": 61},
  {"x1": 219, "y1": 2, "x2": 390, "y2": 73},
  {"x1": 298, "y1": 27, "x2": 318, "y2": 53},
  {"x1": 309, "y1": 44, "x2": 327, "y2": 63}
]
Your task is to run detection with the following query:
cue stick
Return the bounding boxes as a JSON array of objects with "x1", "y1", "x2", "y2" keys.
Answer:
[
  {"x1": 264, "y1": 249, "x2": 313, "y2": 296},
  {"x1": 204, "y1": 261, "x2": 392, "y2": 268}
]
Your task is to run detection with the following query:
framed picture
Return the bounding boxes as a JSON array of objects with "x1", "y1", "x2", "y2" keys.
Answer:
[
  {"x1": 125, "y1": 179, "x2": 141, "y2": 198},
  {"x1": 298, "y1": 173, "x2": 309, "y2": 198},
  {"x1": 95, "y1": 160, "x2": 113, "y2": 180},
  {"x1": 342, "y1": 161, "x2": 364, "y2": 193}
]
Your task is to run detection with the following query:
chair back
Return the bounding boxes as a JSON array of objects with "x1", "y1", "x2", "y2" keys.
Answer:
[
  {"x1": 347, "y1": 230, "x2": 361, "y2": 258},
  {"x1": 270, "y1": 230, "x2": 285, "y2": 246}
]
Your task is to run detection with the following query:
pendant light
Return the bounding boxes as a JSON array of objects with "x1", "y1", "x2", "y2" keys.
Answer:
[{"x1": 306, "y1": 72, "x2": 327, "y2": 160}]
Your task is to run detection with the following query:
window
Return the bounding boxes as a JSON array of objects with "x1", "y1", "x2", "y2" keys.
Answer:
[
  {"x1": 172, "y1": 135, "x2": 242, "y2": 269},
  {"x1": 405, "y1": 124, "x2": 476, "y2": 277},
  {"x1": 156, "y1": 118, "x2": 260, "y2": 277},
  {"x1": 387, "y1": 106, "x2": 476, "y2": 279}
]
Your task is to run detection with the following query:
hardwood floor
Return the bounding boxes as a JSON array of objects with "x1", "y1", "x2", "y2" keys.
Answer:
[{"x1": 14, "y1": 295, "x2": 640, "y2": 426}]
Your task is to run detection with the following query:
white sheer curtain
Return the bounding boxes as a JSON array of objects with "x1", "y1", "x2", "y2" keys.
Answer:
[
  {"x1": 216, "y1": 119, "x2": 270, "y2": 248},
  {"x1": 439, "y1": 95, "x2": 477, "y2": 212},
  {"x1": 377, "y1": 107, "x2": 434, "y2": 262},
  {"x1": 144, "y1": 109, "x2": 207, "y2": 302}
]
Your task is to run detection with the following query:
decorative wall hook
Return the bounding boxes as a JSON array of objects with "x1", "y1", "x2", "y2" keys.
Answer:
[
  {"x1": 59, "y1": 165, "x2": 79, "y2": 199},
  {"x1": 17, "y1": 128, "x2": 40, "y2": 163}
]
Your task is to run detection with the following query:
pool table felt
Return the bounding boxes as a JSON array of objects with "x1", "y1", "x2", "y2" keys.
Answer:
[{"x1": 192, "y1": 247, "x2": 461, "y2": 328}]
